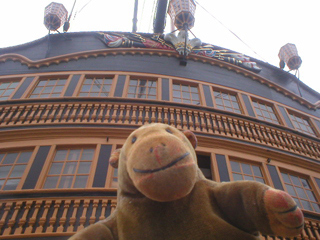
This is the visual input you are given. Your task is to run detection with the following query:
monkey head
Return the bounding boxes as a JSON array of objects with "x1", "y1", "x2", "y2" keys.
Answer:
[{"x1": 109, "y1": 123, "x2": 198, "y2": 202}]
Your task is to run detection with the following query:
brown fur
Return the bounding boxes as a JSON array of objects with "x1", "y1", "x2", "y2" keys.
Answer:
[{"x1": 69, "y1": 123, "x2": 304, "y2": 240}]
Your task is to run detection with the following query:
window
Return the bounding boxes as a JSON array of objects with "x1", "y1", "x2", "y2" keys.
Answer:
[
  {"x1": 252, "y1": 100, "x2": 279, "y2": 124},
  {"x1": 289, "y1": 112, "x2": 316, "y2": 136},
  {"x1": 43, "y1": 148, "x2": 95, "y2": 189},
  {"x1": 111, "y1": 168, "x2": 118, "y2": 188},
  {"x1": 0, "y1": 81, "x2": 19, "y2": 100},
  {"x1": 172, "y1": 83, "x2": 200, "y2": 105},
  {"x1": 29, "y1": 78, "x2": 67, "y2": 98},
  {"x1": 229, "y1": 159, "x2": 265, "y2": 183},
  {"x1": 0, "y1": 150, "x2": 33, "y2": 190},
  {"x1": 197, "y1": 154, "x2": 212, "y2": 179},
  {"x1": 213, "y1": 90, "x2": 241, "y2": 114},
  {"x1": 79, "y1": 77, "x2": 113, "y2": 97},
  {"x1": 281, "y1": 172, "x2": 320, "y2": 213},
  {"x1": 127, "y1": 78, "x2": 157, "y2": 99}
]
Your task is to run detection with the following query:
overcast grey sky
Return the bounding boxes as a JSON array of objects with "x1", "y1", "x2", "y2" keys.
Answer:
[{"x1": 0, "y1": 0, "x2": 319, "y2": 95}]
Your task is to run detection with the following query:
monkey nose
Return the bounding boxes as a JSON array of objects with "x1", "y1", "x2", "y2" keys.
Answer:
[{"x1": 149, "y1": 143, "x2": 166, "y2": 153}]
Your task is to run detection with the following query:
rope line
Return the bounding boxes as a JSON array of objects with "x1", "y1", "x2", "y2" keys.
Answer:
[{"x1": 194, "y1": 0, "x2": 267, "y2": 62}]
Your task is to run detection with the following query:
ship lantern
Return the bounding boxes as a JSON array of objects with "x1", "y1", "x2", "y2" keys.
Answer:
[
  {"x1": 168, "y1": 0, "x2": 196, "y2": 30},
  {"x1": 278, "y1": 43, "x2": 302, "y2": 70},
  {"x1": 44, "y1": 2, "x2": 68, "y2": 31}
]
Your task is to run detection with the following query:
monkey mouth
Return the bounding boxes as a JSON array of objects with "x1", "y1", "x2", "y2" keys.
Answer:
[{"x1": 133, "y1": 152, "x2": 190, "y2": 174}]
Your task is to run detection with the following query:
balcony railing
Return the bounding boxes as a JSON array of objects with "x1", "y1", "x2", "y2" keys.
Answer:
[
  {"x1": 0, "y1": 99, "x2": 319, "y2": 160},
  {"x1": 0, "y1": 196, "x2": 116, "y2": 239},
  {"x1": 0, "y1": 197, "x2": 319, "y2": 239}
]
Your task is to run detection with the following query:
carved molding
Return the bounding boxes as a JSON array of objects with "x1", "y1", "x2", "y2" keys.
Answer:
[{"x1": 0, "y1": 49, "x2": 316, "y2": 109}]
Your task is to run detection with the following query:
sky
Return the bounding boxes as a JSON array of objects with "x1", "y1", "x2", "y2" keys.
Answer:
[{"x1": 0, "y1": 0, "x2": 319, "y2": 95}]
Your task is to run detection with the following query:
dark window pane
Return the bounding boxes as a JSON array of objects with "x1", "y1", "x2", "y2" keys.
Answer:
[
  {"x1": 291, "y1": 176, "x2": 301, "y2": 186},
  {"x1": 173, "y1": 84, "x2": 180, "y2": 90},
  {"x1": 301, "y1": 179, "x2": 310, "y2": 189},
  {"x1": 281, "y1": 173, "x2": 290, "y2": 183},
  {"x1": 0, "y1": 166, "x2": 11, "y2": 178},
  {"x1": 47, "y1": 80, "x2": 57, "y2": 86},
  {"x1": 10, "y1": 165, "x2": 26, "y2": 178},
  {"x1": 312, "y1": 203, "x2": 320, "y2": 213},
  {"x1": 255, "y1": 178, "x2": 265, "y2": 183},
  {"x1": 54, "y1": 86, "x2": 64, "y2": 92},
  {"x1": 3, "y1": 153, "x2": 18, "y2": 164},
  {"x1": 63, "y1": 162, "x2": 77, "y2": 174},
  {"x1": 74, "y1": 176, "x2": 88, "y2": 188},
  {"x1": 43, "y1": 87, "x2": 53, "y2": 93},
  {"x1": 58, "y1": 176, "x2": 73, "y2": 188},
  {"x1": 78, "y1": 162, "x2": 91, "y2": 174},
  {"x1": 17, "y1": 152, "x2": 32, "y2": 163},
  {"x1": 301, "y1": 200, "x2": 313, "y2": 211},
  {"x1": 49, "y1": 163, "x2": 63, "y2": 175},
  {"x1": 241, "y1": 163, "x2": 251, "y2": 175},
  {"x1": 43, "y1": 176, "x2": 58, "y2": 189},
  {"x1": 91, "y1": 85, "x2": 100, "y2": 92},
  {"x1": 230, "y1": 161, "x2": 241, "y2": 173},
  {"x1": 244, "y1": 175, "x2": 254, "y2": 181},
  {"x1": 286, "y1": 184, "x2": 297, "y2": 196},
  {"x1": 89, "y1": 92, "x2": 100, "y2": 97},
  {"x1": 68, "y1": 150, "x2": 81, "y2": 160},
  {"x1": 0, "y1": 180, "x2": 4, "y2": 189},
  {"x1": 81, "y1": 85, "x2": 91, "y2": 92},
  {"x1": 182, "y1": 92, "x2": 189, "y2": 99},
  {"x1": 58, "y1": 79, "x2": 67, "y2": 85},
  {"x1": 252, "y1": 165, "x2": 262, "y2": 177},
  {"x1": 3, "y1": 179, "x2": 19, "y2": 190},
  {"x1": 306, "y1": 190, "x2": 317, "y2": 202},
  {"x1": 54, "y1": 150, "x2": 68, "y2": 161},
  {"x1": 38, "y1": 81, "x2": 47, "y2": 86},
  {"x1": 233, "y1": 173, "x2": 243, "y2": 181},
  {"x1": 81, "y1": 149, "x2": 94, "y2": 160},
  {"x1": 0, "y1": 153, "x2": 5, "y2": 162}
]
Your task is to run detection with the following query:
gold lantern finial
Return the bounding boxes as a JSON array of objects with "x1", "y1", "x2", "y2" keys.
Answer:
[
  {"x1": 44, "y1": 2, "x2": 68, "y2": 31},
  {"x1": 168, "y1": 0, "x2": 196, "y2": 30},
  {"x1": 278, "y1": 43, "x2": 302, "y2": 70}
]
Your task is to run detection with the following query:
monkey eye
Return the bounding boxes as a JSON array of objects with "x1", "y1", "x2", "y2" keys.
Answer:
[
  {"x1": 132, "y1": 136, "x2": 137, "y2": 144},
  {"x1": 166, "y1": 128, "x2": 173, "y2": 134}
]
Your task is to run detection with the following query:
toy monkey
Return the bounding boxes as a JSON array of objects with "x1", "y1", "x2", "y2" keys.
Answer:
[{"x1": 69, "y1": 123, "x2": 304, "y2": 240}]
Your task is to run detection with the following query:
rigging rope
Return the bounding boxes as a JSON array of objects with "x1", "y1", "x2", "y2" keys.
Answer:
[
  {"x1": 73, "y1": 0, "x2": 94, "y2": 20},
  {"x1": 139, "y1": 0, "x2": 147, "y2": 30},
  {"x1": 194, "y1": 0, "x2": 267, "y2": 62},
  {"x1": 148, "y1": 0, "x2": 157, "y2": 32}
]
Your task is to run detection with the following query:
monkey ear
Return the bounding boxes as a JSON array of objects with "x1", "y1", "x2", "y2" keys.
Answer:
[
  {"x1": 109, "y1": 149, "x2": 121, "y2": 169},
  {"x1": 183, "y1": 130, "x2": 197, "y2": 149}
]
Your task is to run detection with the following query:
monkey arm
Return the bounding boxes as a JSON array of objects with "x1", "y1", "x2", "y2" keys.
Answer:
[
  {"x1": 212, "y1": 181, "x2": 303, "y2": 237},
  {"x1": 68, "y1": 213, "x2": 118, "y2": 240}
]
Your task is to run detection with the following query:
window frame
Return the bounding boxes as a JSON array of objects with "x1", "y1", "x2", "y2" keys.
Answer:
[
  {"x1": 226, "y1": 156, "x2": 268, "y2": 184},
  {"x1": 39, "y1": 145, "x2": 99, "y2": 190},
  {"x1": 28, "y1": 75, "x2": 71, "y2": 99},
  {"x1": 0, "y1": 148, "x2": 36, "y2": 191},
  {"x1": 212, "y1": 87, "x2": 243, "y2": 114},
  {"x1": 171, "y1": 80, "x2": 202, "y2": 106},
  {"x1": 287, "y1": 110, "x2": 318, "y2": 137},
  {"x1": 196, "y1": 152, "x2": 214, "y2": 180},
  {"x1": 0, "y1": 77, "x2": 22, "y2": 101},
  {"x1": 279, "y1": 169, "x2": 320, "y2": 214},
  {"x1": 250, "y1": 97, "x2": 282, "y2": 125},
  {"x1": 124, "y1": 76, "x2": 159, "y2": 100},
  {"x1": 77, "y1": 75, "x2": 116, "y2": 98}
]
